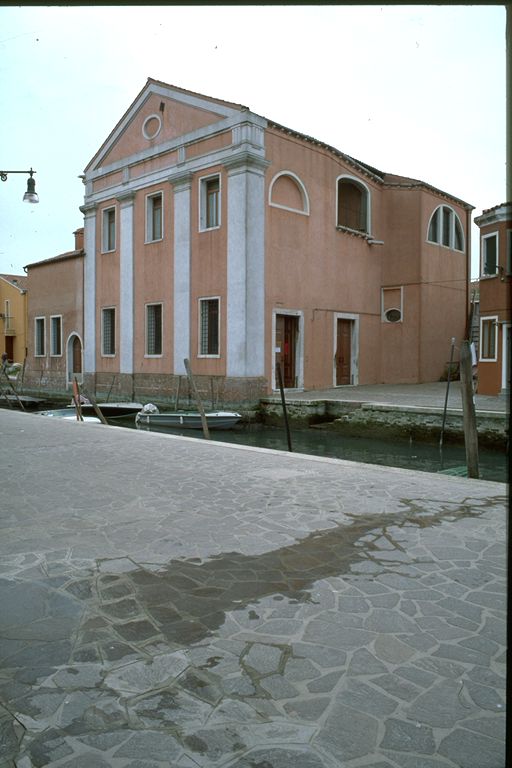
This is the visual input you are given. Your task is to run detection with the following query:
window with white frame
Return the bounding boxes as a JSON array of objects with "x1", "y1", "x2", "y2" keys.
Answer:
[
  {"x1": 35, "y1": 317, "x2": 45, "y2": 356},
  {"x1": 480, "y1": 317, "x2": 497, "y2": 361},
  {"x1": 482, "y1": 233, "x2": 498, "y2": 276},
  {"x1": 146, "y1": 192, "x2": 163, "y2": 242},
  {"x1": 269, "y1": 171, "x2": 310, "y2": 215},
  {"x1": 200, "y1": 175, "x2": 220, "y2": 230},
  {"x1": 427, "y1": 205, "x2": 464, "y2": 251},
  {"x1": 102, "y1": 207, "x2": 116, "y2": 252},
  {"x1": 146, "y1": 303, "x2": 163, "y2": 356},
  {"x1": 199, "y1": 297, "x2": 219, "y2": 356},
  {"x1": 101, "y1": 307, "x2": 116, "y2": 356},
  {"x1": 381, "y1": 286, "x2": 403, "y2": 323},
  {"x1": 336, "y1": 176, "x2": 370, "y2": 234},
  {"x1": 50, "y1": 315, "x2": 62, "y2": 356}
]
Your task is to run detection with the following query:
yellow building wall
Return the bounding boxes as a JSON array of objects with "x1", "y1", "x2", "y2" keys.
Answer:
[{"x1": 0, "y1": 277, "x2": 27, "y2": 365}]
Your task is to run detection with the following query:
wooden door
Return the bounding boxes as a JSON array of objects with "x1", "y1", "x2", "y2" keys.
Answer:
[
  {"x1": 336, "y1": 319, "x2": 352, "y2": 385},
  {"x1": 4, "y1": 337, "x2": 14, "y2": 362},
  {"x1": 275, "y1": 315, "x2": 298, "y2": 388},
  {"x1": 72, "y1": 336, "x2": 82, "y2": 374}
]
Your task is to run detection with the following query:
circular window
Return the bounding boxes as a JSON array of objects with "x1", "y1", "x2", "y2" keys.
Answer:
[
  {"x1": 142, "y1": 114, "x2": 162, "y2": 140},
  {"x1": 385, "y1": 308, "x2": 402, "y2": 323}
]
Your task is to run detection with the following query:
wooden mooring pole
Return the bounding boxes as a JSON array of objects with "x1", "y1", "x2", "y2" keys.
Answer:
[
  {"x1": 276, "y1": 362, "x2": 293, "y2": 452},
  {"x1": 184, "y1": 358, "x2": 210, "y2": 440},
  {"x1": 459, "y1": 340, "x2": 479, "y2": 479},
  {"x1": 439, "y1": 337, "x2": 456, "y2": 449}
]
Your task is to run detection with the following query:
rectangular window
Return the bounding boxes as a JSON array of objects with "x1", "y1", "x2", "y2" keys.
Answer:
[
  {"x1": 200, "y1": 175, "x2": 220, "y2": 230},
  {"x1": 50, "y1": 315, "x2": 62, "y2": 356},
  {"x1": 35, "y1": 317, "x2": 45, "y2": 356},
  {"x1": 482, "y1": 233, "x2": 498, "y2": 276},
  {"x1": 442, "y1": 207, "x2": 451, "y2": 247},
  {"x1": 146, "y1": 193, "x2": 163, "y2": 242},
  {"x1": 146, "y1": 303, "x2": 163, "y2": 356},
  {"x1": 507, "y1": 230, "x2": 512, "y2": 275},
  {"x1": 199, "y1": 297, "x2": 220, "y2": 356},
  {"x1": 101, "y1": 307, "x2": 116, "y2": 356},
  {"x1": 4, "y1": 300, "x2": 11, "y2": 331},
  {"x1": 102, "y1": 207, "x2": 116, "y2": 252},
  {"x1": 480, "y1": 317, "x2": 497, "y2": 361}
]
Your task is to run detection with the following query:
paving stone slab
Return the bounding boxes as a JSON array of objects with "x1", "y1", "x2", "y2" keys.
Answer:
[{"x1": 0, "y1": 411, "x2": 506, "y2": 768}]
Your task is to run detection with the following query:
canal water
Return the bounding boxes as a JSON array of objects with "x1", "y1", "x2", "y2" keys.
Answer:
[{"x1": 118, "y1": 419, "x2": 507, "y2": 483}]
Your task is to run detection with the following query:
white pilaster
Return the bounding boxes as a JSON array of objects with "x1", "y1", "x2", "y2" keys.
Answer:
[
  {"x1": 171, "y1": 172, "x2": 192, "y2": 374},
  {"x1": 226, "y1": 156, "x2": 268, "y2": 377},
  {"x1": 118, "y1": 192, "x2": 135, "y2": 373},
  {"x1": 80, "y1": 204, "x2": 97, "y2": 373}
]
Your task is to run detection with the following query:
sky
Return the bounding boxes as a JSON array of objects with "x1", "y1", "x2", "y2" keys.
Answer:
[{"x1": 0, "y1": 4, "x2": 506, "y2": 278}]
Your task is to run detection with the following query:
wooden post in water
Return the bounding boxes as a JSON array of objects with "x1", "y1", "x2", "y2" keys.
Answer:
[
  {"x1": 81, "y1": 386, "x2": 109, "y2": 425},
  {"x1": 73, "y1": 377, "x2": 84, "y2": 421},
  {"x1": 1, "y1": 365, "x2": 25, "y2": 411},
  {"x1": 439, "y1": 337, "x2": 456, "y2": 449},
  {"x1": 184, "y1": 358, "x2": 210, "y2": 440},
  {"x1": 175, "y1": 376, "x2": 182, "y2": 410},
  {"x1": 276, "y1": 362, "x2": 293, "y2": 452},
  {"x1": 459, "y1": 340, "x2": 479, "y2": 478}
]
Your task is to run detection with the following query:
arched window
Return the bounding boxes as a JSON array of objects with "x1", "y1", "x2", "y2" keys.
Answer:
[
  {"x1": 336, "y1": 176, "x2": 370, "y2": 234},
  {"x1": 269, "y1": 171, "x2": 309, "y2": 215},
  {"x1": 427, "y1": 205, "x2": 465, "y2": 251}
]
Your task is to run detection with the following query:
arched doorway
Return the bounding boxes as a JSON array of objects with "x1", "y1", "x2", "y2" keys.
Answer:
[{"x1": 67, "y1": 333, "x2": 83, "y2": 386}]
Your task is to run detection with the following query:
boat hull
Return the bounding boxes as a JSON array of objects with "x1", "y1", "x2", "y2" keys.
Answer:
[
  {"x1": 136, "y1": 411, "x2": 242, "y2": 430},
  {"x1": 37, "y1": 409, "x2": 101, "y2": 423},
  {"x1": 67, "y1": 402, "x2": 143, "y2": 417}
]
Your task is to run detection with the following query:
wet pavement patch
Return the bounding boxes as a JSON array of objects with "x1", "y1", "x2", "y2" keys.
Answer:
[{"x1": 0, "y1": 438, "x2": 506, "y2": 768}]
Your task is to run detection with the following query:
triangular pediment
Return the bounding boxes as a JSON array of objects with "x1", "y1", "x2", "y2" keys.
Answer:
[{"x1": 85, "y1": 78, "x2": 247, "y2": 173}]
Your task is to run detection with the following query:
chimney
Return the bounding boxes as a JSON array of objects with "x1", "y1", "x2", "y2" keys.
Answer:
[{"x1": 73, "y1": 227, "x2": 84, "y2": 251}]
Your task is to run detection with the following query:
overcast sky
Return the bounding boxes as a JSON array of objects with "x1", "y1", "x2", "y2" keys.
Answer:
[{"x1": 0, "y1": 4, "x2": 506, "y2": 277}]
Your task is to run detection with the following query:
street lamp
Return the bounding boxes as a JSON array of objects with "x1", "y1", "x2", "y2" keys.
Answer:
[{"x1": 0, "y1": 168, "x2": 39, "y2": 203}]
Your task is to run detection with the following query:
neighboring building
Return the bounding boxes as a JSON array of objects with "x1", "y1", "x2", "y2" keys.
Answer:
[
  {"x1": 23, "y1": 229, "x2": 85, "y2": 393},
  {"x1": 474, "y1": 202, "x2": 512, "y2": 395},
  {"x1": 0, "y1": 273, "x2": 27, "y2": 365},
  {"x1": 66, "y1": 79, "x2": 472, "y2": 402}
]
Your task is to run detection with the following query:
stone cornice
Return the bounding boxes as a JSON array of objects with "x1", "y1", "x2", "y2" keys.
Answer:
[
  {"x1": 116, "y1": 191, "x2": 136, "y2": 206},
  {"x1": 168, "y1": 170, "x2": 193, "y2": 189},
  {"x1": 79, "y1": 202, "x2": 98, "y2": 215},
  {"x1": 474, "y1": 203, "x2": 512, "y2": 227},
  {"x1": 223, "y1": 150, "x2": 270, "y2": 175}
]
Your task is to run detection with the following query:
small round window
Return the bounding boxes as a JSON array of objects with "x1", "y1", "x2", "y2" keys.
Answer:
[
  {"x1": 142, "y1": 114, "x2": 162, "y2": 140},
  {"x1": 385, "y1": 308, "x2": 402, "y2": 323}
]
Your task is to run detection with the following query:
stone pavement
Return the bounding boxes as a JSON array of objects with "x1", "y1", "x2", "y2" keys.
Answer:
[
  {"x1": 273, "y1": 381, "x2": 508, "y2": 414},
  {"x1": 0, "y1": 409, "x2": 507, "y2": 768}
]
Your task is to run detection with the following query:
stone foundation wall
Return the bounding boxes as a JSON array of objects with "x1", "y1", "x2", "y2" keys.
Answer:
[
  {"x1": 20, "y1": 370, "x2": 268, "y2": 411},
  {"x1": 259, "y1": 399, "x2": 508, "y2": 449}
]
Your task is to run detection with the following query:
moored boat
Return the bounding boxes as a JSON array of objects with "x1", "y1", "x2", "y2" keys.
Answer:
[
  {"x1": 135, "y1": 407, "x2": 242, "y2": 430},
  {"x1": 37, "y1": 408, "x2": 101, "y2": 423},
  {"x1": 66, "y1": 401, "x2": 143, "y2": 418}
]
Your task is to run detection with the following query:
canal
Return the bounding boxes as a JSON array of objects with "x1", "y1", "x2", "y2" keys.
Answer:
[{"x1": 117, "y1": 419, "x2": 507, "y2": 483}]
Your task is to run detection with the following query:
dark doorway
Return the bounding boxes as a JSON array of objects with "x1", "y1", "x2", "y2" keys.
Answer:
[{"x1": 275, "y1": 314, "x2": 298, "y2": 388}]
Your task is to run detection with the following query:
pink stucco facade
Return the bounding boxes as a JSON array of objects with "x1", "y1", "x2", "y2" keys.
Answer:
[
  {"x1": 474, "y1": 203, "x2": 511, "y2": 395},
  {"x1": 69, "y1": 79, "x2": 473, "y2": 404},
  {"x1": 24, "y1": 230, "x2": 85, "y2": 392}
]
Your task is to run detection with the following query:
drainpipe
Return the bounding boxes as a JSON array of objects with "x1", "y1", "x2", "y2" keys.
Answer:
[{"x1": 465, "y1": 205, "x2": 472, "y2": 340}]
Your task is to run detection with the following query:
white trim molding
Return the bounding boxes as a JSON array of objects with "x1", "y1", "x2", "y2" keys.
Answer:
[
  {"x1": 268, "y1": 170, "x2": 310, "y2": 215},
  {"x1": 332, "y1": 312, "x2": 360, "y2": 387},
  {"x1": 272, "y1": 308, "x2": 304, "y2": 391}
]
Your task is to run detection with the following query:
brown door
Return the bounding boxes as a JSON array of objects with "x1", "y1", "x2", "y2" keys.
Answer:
[
  {"x1": 5, "y1": 337, "x2": 14, "y2": 362},
  {"x1": 336, "y1": 319, "x2": 352, "y2": 385},
  {"x1": 72, "y1": 336, "x2": 82, "y2": 374},
  {"x1": 275, "y1": 314, "x2": 298, "y2": 388}
]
